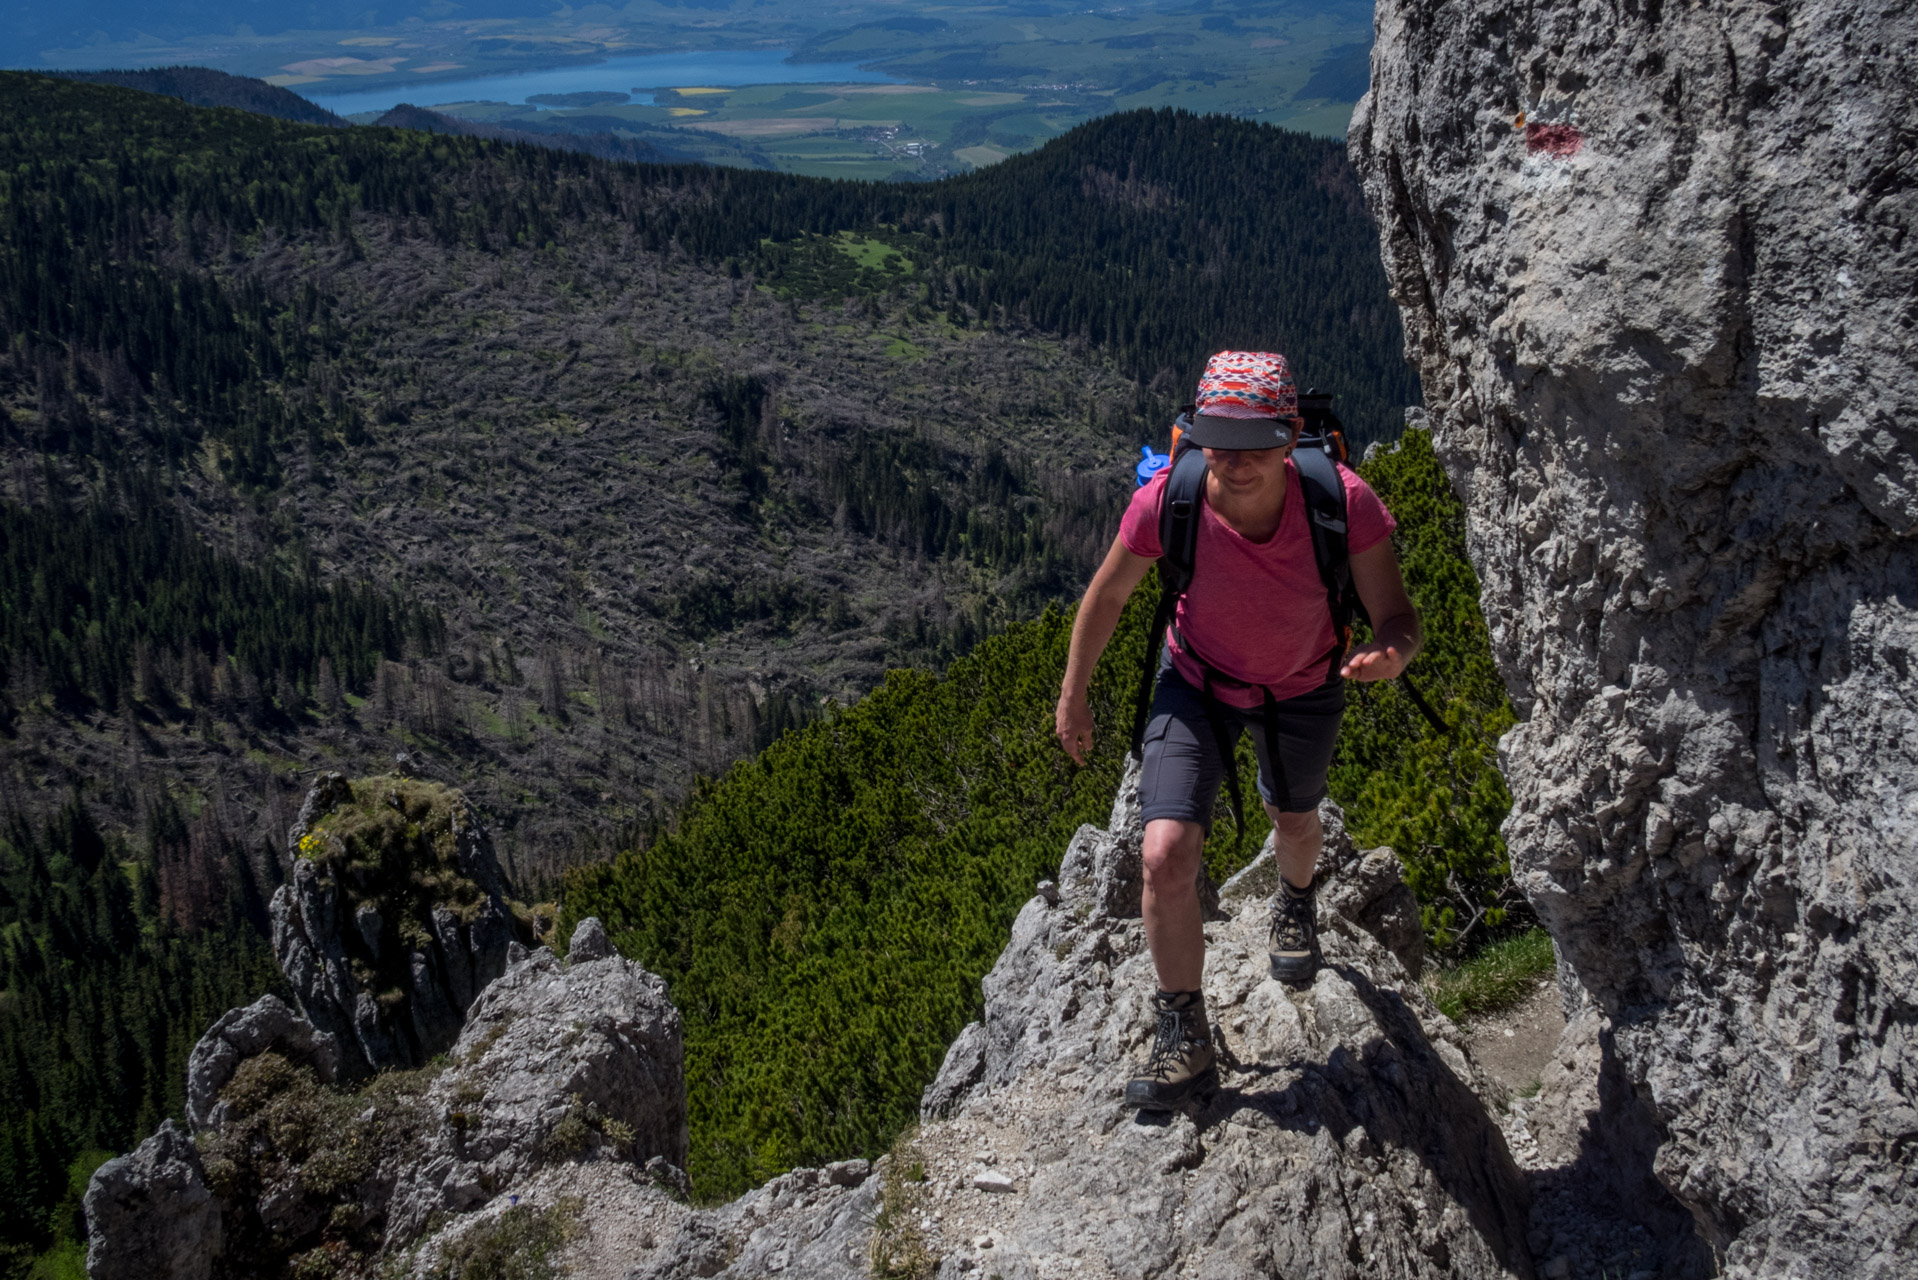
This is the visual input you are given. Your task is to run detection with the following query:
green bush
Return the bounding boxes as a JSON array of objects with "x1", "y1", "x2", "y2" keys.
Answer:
[
  {"x1": 422, "y1": 1201, "x2": 583, "y2": 1280},
  {"x1": 1335, "y1": 430, "x2": 1521, "y2": 954}
]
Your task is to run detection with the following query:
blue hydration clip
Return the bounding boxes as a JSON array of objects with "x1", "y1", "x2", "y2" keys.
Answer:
[{"x1": 1135, "y1": 444, "x2": 1171, "y2": 487}]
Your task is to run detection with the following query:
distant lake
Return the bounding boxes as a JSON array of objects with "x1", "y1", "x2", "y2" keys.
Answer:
[{"x1": 304, "y1": 49, "x2": 904, "y2": 117}]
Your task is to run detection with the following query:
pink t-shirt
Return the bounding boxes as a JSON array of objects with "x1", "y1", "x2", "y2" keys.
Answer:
[{"x1": 1120, "y1": 458, "x2": 1397, "y2": 707}]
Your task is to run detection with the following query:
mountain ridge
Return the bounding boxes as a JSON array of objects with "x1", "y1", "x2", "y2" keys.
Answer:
[{"x1": 48, "y1": 66, "x2": 347, "y2": 127}]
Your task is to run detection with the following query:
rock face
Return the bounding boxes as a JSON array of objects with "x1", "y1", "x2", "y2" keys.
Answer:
[
  {"x1": 384, "y1": 920, "x2": 690, "y2": 1241},
  {"x1": 83, "y1": 1120, "x2": 221, "y2": 1280},
  {"x1": 272, "y1": 773, "x2": 525, "y2": 1075},
  {"x1": 1352, "y1": 4, "x2": 1918, "y2": 1274}
]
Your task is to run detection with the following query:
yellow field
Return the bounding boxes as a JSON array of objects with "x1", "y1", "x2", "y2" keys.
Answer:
[{"x1": 683, "y1": 116, "x2": 840, "y2": 137}]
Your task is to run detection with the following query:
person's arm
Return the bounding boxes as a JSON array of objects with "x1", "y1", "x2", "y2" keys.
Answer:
[
  {"x1": 1056, "y1": 536, "x2": 1157, "y2": 764},
  {"x1": 1341, "y1": 538, "x2": 1423, "y2": 682}
]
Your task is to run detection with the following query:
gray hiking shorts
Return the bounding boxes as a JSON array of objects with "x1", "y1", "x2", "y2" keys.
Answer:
[{"x1": 1138, "y1": 664, "x2": 1346, "y2": 828}]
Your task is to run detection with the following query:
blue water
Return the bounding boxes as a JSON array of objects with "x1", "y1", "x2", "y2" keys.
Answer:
[{"x1": 303, "y1": 49, "x2": 902, "y2": 117}]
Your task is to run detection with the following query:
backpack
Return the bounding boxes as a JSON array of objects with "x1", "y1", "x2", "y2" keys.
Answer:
[{"x1": 1126, "y1": 393, "x2": 1445, "y2": 838}]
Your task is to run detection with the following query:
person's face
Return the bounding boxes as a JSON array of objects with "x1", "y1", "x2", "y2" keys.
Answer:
[{"x1": 1202, "y1": 442, "x2": 1292, "y2": 497}]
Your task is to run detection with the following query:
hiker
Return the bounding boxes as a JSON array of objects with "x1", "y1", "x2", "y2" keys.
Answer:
[{"x1": 1054, "y1": 350, "x2": 1422, "y2": 1109}]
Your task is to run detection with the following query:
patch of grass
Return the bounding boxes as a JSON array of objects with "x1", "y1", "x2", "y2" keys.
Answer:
[
  {"x1": 422, "y1": 1198, "x2": 583, "y2": 1280},
  {"x1": 1423, "y1": 928, "x2": 1556, "y2": 1022},
  {"x1": 836, "y1": 233, "x2": 910, "y2": 272},
  {"x1": 868, "y1": 1126, "x2": 935, "y2": 1280}
]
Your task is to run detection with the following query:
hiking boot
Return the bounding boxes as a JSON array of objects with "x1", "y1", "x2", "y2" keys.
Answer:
[
  {"x1": 1267, "y1": 878, "x2": 1321, "y2": 985},
  {"x1": 1124, "y1": 990, "x2": 1217, "y2": 1110}
]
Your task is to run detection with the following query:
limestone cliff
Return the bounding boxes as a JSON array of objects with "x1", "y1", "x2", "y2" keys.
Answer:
[{"x1": 1351, "y1": 2, "x2": 1917, "y2": 1274}]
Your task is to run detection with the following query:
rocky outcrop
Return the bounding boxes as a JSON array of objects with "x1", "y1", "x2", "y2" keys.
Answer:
[
  {"x1": 600, "y1": 768, "x2": 1536, "y2": 1280},
  {"x1": 1352, "y1": 3, "x2": 1918, "y2": 1274},
  {"x1": 272, "y1": 773, "x2": 526, "y2": 1075},
  {"x1": 185, "y1": 994, "x2": 340, "y2": 1133},
  {"x1": 88, "y1": 917, "x2": 688, "y2": 1278},
  {"x1": 383, "y1": 921, "x2": 689, "y2": 1242},
  {"x1": 83, "y1": 1120, "x2": 221, "y2": 1280}
]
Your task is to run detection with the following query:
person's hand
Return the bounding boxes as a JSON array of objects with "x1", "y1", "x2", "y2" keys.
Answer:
[
  {"x1": 1055, "y1": 691, "x2": 1094, "y2": 765},
  {"x1": 1340, "y1": 643, "x2": 1408, "y2": 683}
]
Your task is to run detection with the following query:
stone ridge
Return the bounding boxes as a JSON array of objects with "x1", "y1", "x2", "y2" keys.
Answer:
[
  {"x1": 1351, "y1": 2, "x2": 1917, "y2": 1275},
  {"x1": 604, "y1": 764, "x2": 1537, "y2": 1279},
  {"x1": 86, "y1": 917, "x2": 692, "y2": 1280}
]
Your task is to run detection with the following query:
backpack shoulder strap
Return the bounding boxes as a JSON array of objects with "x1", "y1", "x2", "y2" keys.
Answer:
[
  {"x1": 1156, "y1": 435, "x2": 1208, "y2": 595},
  {"x1": 1130, "y1": 429, "x2": 1209, "y2": 755},
  {"x1": 1291, "y1": 446, "x2": 1365, "y2": 681}
]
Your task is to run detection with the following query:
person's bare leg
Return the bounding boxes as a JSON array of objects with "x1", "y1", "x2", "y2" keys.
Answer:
[
  {"x1": 1141, "y1": 817, "x2": 1207, "y2": 991},
  {"x1": 1265, "y1": 804, "x2": 1323, "y2": 891},
  {"x1": 1128, "y1": 815, "x2": 1218, "y2": 1108}
]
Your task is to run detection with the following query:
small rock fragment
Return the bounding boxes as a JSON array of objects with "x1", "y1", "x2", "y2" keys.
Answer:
[
  {"x1": 568, "y1": 916, "x2": 614, "y2": 963},
  {"x1": 824, "y1": 1159, "x2": 870, "y2": 1187},
  {"x1": 973, "y1": 1170, "x2": 1015, "y2": 1193}
]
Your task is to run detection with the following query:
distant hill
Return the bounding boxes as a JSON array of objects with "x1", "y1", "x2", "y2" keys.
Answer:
[
  {"x1": 374, "y1": 103, "x2": 690, "y2": 166},
  {"x1": 0, "y1": 71, "x2": 1416, "y2": 876},
  {"x1": 50, "y1": 65, "x2": 345, "y2": 126}
]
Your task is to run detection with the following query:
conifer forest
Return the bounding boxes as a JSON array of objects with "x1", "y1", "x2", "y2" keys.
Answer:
[{"x1": 0, "y1": 72, "x2": 1521, "y2": 1270}]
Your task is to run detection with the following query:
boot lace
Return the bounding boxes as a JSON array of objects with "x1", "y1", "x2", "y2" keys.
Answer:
[
  {"x1": 1144, "y1": 1007, "x2": 1197, "y2": 1080},
  {"x1": 1143, "y1": 1013, "x2": 1204, "y2": 1082},
  {"x1": 1272, "y1": 888, "x2": 1315, "y2": 953}
]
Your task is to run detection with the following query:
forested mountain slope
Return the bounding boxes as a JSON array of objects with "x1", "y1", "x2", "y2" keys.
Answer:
[
  {"x1": 0, "y1": 72, "x2": 1411, "y2": 879},
  {"x1": 47, "y1": 66, "x2": 349, "y2": 127}
]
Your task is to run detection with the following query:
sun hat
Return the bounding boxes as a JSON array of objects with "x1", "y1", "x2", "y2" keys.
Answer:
[{"x1": 1183, "y1": 350, "x2": 1302, "y2": 450}]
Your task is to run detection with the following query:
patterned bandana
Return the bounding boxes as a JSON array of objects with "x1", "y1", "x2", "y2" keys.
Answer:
[{"x1": 1193, "y1": 351, "x2": 1302, "y2": 423}]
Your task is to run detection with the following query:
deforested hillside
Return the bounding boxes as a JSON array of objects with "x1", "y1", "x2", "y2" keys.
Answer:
[{"x1": 0, "y1": 72, "x2": 1413, "y2": 885}]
